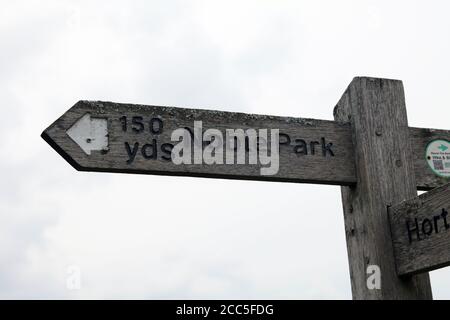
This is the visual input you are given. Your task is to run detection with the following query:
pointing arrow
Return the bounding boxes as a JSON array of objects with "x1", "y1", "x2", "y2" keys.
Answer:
[
  {"x1": 66, "y1": 113, "x2": 108, "y2": 155},
  {"x1": 438, "y1": 144, "x2": 449, "y2": 152}
]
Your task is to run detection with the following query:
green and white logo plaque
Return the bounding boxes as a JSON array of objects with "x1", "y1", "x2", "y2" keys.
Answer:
[{"x1": 426, "y1": 139, "x2": 450, "y2": 178}]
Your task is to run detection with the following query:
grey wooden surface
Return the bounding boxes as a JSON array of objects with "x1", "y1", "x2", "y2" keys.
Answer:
[
  {"x1": 389, "y1": 182, "x2": 450, "y2": 276},
  {"x1": 334, "y1": 77, "x2": 432, "y2": 299},
  {"x1": 42, "y1": 100, "x2": 356, "y2": 185},
  {"x1": 42, "y1": 101, "x2": 448, "y2": 189}
]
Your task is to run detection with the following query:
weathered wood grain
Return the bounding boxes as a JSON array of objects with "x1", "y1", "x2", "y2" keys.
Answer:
[
  {"x1": 41, "y1": 101, "x2": 449, "y2": 189},
  {"x1": 334, "y1": 77, "x2": 432, "y2": 299},
  {"x1": 42, "y1": 100, "x2": 356, "y2": 185},
  {"x1": 389, "y1": 182, "x2": 450, "y2": 276}
]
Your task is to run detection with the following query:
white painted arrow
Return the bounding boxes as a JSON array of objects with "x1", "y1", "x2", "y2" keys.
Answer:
[{"x1": 66, "y1": 113, "x2": 108, "y2": 155}]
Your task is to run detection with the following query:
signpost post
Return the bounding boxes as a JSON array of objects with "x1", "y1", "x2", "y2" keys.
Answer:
[
  {"x1": 333, "y1": 78, "x2": 434, "y2": 299},
  {"x1": 42, "y1": 77, "x2": 450, "y2": 299}
]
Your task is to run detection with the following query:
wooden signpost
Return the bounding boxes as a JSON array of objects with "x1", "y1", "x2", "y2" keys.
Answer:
[
  {"x1": 41, "y1": 101, "x2": 356, "y2": 185},
  {"x1": 389, "y1": 182, "x2": 450, "y2": 276},
  {"x1": 42, "y1": 77, "x2": 450, "y2": 299}
]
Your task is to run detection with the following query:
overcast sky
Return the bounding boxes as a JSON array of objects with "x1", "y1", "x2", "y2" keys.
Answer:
[{"x1": 1, "y1": 0, "x2": 449, "y2": 299}]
